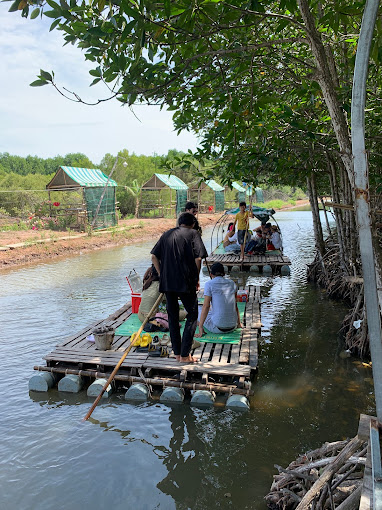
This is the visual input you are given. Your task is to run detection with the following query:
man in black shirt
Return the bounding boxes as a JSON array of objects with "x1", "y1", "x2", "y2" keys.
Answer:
[{"x1": 151, "y1": 212, "x2": 208, "y2": 362}]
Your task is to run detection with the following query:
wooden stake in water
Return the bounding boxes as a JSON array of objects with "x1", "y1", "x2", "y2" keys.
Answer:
[{"x1": 83, "y1": 292, "x2": 164, "y2": 422}]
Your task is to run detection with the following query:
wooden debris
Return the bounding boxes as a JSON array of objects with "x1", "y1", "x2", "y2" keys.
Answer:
[{"x1": 265, "y1": 437, "x2": 367, "y2": 510}]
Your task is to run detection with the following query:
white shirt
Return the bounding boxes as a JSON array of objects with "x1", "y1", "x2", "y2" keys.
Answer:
[
  {"x1": 204, "y1": 277, "x2": 237, "y2": 329},
  {"x1": 271, "y1": 231, "x2": 282, "y2": 249}
]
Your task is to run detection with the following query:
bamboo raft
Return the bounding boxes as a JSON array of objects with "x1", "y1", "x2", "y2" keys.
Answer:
[
  {"x1": 204, "y1": 252, "x2": 291, "y2": 273},
  {"x1": 33, "y1": 285, "x2": 260, "y2": 398}
]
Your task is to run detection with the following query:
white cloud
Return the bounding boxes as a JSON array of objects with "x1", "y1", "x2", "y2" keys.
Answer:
[{"x1": 0, "y1": 6, "x2": 198, "y2": 163}]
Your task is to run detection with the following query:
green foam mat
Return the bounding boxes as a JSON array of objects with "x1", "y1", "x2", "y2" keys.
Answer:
[{"x1": 115, "y1": 302, "x2": 246, "y2": 344}]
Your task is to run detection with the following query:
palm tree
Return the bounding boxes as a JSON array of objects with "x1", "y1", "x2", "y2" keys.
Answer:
[{"x1": 125, "y1": 179, "x2": 141, "y2": 218}]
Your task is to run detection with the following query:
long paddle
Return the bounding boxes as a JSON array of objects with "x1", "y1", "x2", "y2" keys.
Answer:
[{"x1": 83, "y1": 292, "x2": 164, "y2": 421}]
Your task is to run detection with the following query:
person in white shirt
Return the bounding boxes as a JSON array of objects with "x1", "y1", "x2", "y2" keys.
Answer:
[
  {"x1": 195, "y1": 263, "x2": 242, "y2": 336},
  {"x1": 223, "y1": 223, "x2": 241, "y2": 253},
  {"x1": 269, "y1": 225, "x2": 282, "y2": 250}
]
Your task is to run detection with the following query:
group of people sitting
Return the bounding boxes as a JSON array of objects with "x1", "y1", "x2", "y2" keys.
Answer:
[
  {"x1": 223, "y1": 222, "x2": 282, "y2": 256},
  {"x1": 222, "y1": 200, "x2": 282, "y2": 261}
]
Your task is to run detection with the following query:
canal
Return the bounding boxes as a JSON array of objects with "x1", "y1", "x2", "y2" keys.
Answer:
[{"x1": 0, "y1": 210, "x2": 375, "y2": 509}]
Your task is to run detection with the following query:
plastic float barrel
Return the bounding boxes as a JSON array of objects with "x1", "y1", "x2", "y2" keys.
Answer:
[
  {"x1": 281, "y1": 265, "x2": 291, "y2": 276},
  {"x1": 223, "y1": 266, "x2": 229, "y2": 273},
  {"x1": 226, "y1": 394, "x2": 250, "y2": 410},
  {"x1": 58, "y1": 374, "x2": 84, "y2": 393},
  {"x1": 190, "y1": 390, "x2": 216, "y2": 407},
  {"x1": 231, "y1": 265, "x2": 240, "y2": 272},
  {"x1": 87, "y1": 378, "x2": 113, "y2": 398},
  {"x1": 262, "y1": 264, "x2": 272, "y2": 274},
  {"x1": 250, "y1": 265, "x2": 260, "y2": 274},
  {"x1": 125, "y1": 383, "x2": 149, "y2": 401},
  {"x1": 202, "y1": 265, "x2": 209, "y2": 274},
  {"x1": 160, "y1": 387, "x2": 184, "y2": 403},
  {"x1": 28, "y1": 372, "x2": 57, "y2": 392}
]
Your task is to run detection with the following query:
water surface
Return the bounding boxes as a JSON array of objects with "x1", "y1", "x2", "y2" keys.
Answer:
[{"x1": 0, "y1": 211, "x2": 375, "y2": 509}]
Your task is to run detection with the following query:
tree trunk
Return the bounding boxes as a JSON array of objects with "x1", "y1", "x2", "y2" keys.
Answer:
[
  {"x1": 297, "y1": 0, "x2": 354, "y2": 181},
  {"x1": 328, "y1": 157, "x2": 348, "y2": 271},
  {"x1": 307, "y1": 175, "x2": 325, "y2": 256}
]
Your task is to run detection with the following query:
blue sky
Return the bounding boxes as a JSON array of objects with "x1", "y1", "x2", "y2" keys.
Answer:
[{"x1": 0, "y1": 6, "x2": 198, "y2": 164}]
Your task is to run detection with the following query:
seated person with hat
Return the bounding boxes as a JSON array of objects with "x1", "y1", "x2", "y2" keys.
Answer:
[{"x1": 195, "y1": 262, "x2": 242, "y2": 337}]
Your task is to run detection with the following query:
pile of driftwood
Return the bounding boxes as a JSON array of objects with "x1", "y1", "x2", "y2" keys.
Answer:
[{"x1": 266, "y1": 436, "x2": 367, "y2": 510}]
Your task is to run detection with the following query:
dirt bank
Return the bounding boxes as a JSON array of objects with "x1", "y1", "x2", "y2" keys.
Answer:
[
  {"x1": 0, "y1": 200, "x2": 310, "y2": 270},
  {"x1": 0, "y1": 215, "x2": 221, "y2": 270}
]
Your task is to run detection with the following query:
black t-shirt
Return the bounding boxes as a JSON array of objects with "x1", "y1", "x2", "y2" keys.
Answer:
[
  {"x1": 193, "y1": 217, "x2": 202, "y2": 236},
  {"x1": 151, "y1": 227, "x2": 208, "y2": 293}
]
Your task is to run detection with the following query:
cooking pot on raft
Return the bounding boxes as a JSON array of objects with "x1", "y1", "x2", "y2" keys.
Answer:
[{"x1": 93, "y1": 325, "x2": 115, "y2": 350}]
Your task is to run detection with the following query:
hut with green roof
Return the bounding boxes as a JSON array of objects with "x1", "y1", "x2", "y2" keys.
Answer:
[
  {"x1": 188, "y1": 179, "x2": 225, "y2": 213},
  {"x1": 46, "y1": 166, "x2": 118, "y2": 230},
  {"x1": 140, "y1": 173, "x2": 189, "y2": 217}
]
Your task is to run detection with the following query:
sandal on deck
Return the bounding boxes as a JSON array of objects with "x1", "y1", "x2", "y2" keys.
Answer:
[
  {"x1": 159, "y1": 334, "x2": 171, "y2": 346},
  {"x1": 148, "y1": 346, "x2": 169, "y2": 357}
]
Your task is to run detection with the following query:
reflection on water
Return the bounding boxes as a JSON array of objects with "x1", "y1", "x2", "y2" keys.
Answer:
[{"x1": 0, "y1": 211, "x2": 376, "y2": 510}]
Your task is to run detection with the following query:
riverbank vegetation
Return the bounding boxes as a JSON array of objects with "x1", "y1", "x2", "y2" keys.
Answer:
[{"x1": 0, "y1": 150, "x2": 305, "y2": 223}]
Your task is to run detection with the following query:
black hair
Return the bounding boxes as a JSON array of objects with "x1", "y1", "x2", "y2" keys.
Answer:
[
  {"x1": 239, "y1": 201, "x2": 246, "y2": 207},
  {"x1": 210, "y1": 262, "x2": 225, "y2": 276},
  {"x1": 185, "y1": 201, "x2": 197, "y2": 211},
  {"x1": 178, "y1": 212, "x2": 196, "y2": 227}
]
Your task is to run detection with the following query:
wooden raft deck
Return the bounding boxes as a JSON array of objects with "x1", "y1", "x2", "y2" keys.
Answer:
[
  {"x1": 204, "y1": 252, "x2": 291, "y2": 272},
  {"x1": 34, "y1": 285, "x2": 260, "y2": 396}
]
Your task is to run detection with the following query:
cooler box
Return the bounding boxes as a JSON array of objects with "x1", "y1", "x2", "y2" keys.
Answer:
[
  {"x1": 236, "y1": 290, "x2": 248, "y2": 302},
  {"x1": 126, "y1": 270, "x2": 143, "y2": 313}
]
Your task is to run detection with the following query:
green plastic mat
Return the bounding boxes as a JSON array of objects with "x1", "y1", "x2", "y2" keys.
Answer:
[{"x1": 115, "y1": 302, "x2": 246, "y2": 344}]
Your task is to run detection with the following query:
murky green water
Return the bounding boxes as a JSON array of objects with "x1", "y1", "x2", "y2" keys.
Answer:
[{"x1": 0, "y1": 212, "x2": 375, "y2": 509}]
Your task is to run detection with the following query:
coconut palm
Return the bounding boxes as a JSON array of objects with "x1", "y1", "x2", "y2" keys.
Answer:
[{"x1": 125, "y1": 179, "x2": 141, "y2": 218}]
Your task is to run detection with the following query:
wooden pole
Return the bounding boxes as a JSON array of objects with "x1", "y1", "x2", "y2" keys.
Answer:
[
  {"x1": 83, "y1": 292, "x2": 164, "y2": 421},
  {"x1": 241, "y1": 191, "x2": 253, "y2": 267}
]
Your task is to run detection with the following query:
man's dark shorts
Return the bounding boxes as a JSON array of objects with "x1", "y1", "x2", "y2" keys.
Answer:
[{"x1": 237, "y1": 229, "x2": 248, "y2": 245}]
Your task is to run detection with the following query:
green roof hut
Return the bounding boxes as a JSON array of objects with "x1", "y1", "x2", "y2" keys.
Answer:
[
  {"x1": 46, "y1": 166, "x2": 118, "y2": 230},
  {"x1": 140, "y1": 173, "x2": 189, "y2": 217}
]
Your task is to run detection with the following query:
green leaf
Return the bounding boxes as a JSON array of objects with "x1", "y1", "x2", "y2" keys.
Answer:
[
  {"x1": 60, "y1": 0, "x2": 70, "y2": 9},
  {"x1": 90, "y1": 77, "x2": 101, "y2": 86},
  {"x1": 8, "y1": 0, "x2": 21, "y2": 12},
  {"x1": 40, "y1": 70, "x2": 53, "y2": 81},
  {"x1": 49, "y1": 18, "x2": 61, "y2": 31},
  {"x1": 30, "y1": 79, "x2": 49, "y2": 87},
  {"x1": 46, "y1": 0, "x2": 61, "y2": 9},
  {"x1": 89, "y1": 68, "x2": 102, "y2": 77},
  {"x1": 30, "y1": 7, "x2": 40, "y2": 19},
  {"x1": 164, "y1": 0, "x2": 171, "y2": 17},
  {"x1": 44, "y1": 9, "x2": 61, "y2": 18}
]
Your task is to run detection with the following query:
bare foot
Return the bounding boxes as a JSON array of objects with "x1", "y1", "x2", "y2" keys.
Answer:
[
  {"x1": 175, "y1": 355, "x2": 181, "y2": 361},
  {"x1": 180, "y1": 355, "x2": 199, "y2": 363}
]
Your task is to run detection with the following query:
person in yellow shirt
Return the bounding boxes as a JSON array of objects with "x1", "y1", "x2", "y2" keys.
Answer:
[{"x1": 232, "y1": 201, "x2": 254, "y2": 261}]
